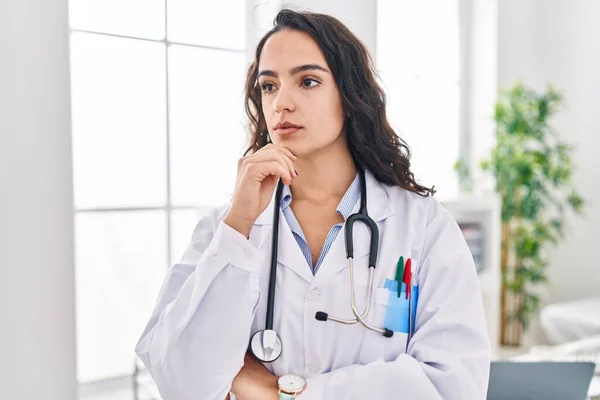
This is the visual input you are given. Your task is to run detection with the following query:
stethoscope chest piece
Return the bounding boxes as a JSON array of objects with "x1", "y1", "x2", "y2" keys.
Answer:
[{"x1": 250, "y1": 329, "x2": 282, "y2": 363}]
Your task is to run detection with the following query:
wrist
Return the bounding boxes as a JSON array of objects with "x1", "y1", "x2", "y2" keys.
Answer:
[
  {"x1": 223, "y1": 215, "x2": 253, "y2": 239},
  {"x1": 268, "y1": 385, "x2": 280, "y2": 400},
  {"x1": 272, "y1": 374, "x2": 280, "y2": 399},
  {"x1": 260, "y1": 375, "x2": 279, "y2": 400}
]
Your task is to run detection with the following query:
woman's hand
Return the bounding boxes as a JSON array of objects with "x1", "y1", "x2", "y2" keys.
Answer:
[
  {"x1": 230, "y1": 351, "x2": 279, "y2": 400},
  {"x1": 224, "y1": 144, "x2": 298, "y2": 237}
]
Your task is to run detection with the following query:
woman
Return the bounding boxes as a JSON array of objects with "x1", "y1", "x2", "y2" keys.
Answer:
[{"x1": 136, "y1": 9, "x2": 491, "y2": 400}]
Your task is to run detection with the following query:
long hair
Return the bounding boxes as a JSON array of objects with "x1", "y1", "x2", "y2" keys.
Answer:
[{"x1": 243, "y1": 9, "x2": 435, "y2": 196}]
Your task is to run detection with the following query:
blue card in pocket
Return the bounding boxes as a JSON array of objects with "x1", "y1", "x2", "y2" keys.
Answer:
[{"x1": 383, "y1": 278, "x2": 419, "y2": 333}]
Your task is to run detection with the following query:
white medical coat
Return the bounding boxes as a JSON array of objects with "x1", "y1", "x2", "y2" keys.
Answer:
[{"x1": 135, "y1": 169, "x2": 491, "y2": 399}]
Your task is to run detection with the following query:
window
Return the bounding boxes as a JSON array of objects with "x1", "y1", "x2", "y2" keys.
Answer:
[
  {"x1": 68, "y1": 0, "x2": 247, "y2": 382},
  {"x1": 377, "y1": 0, "x2": 461, "y2": 197}
]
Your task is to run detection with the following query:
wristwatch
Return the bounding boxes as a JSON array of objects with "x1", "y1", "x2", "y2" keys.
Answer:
[{"x1": 278, "y1": 373, "x2": 306, "y2": 399}]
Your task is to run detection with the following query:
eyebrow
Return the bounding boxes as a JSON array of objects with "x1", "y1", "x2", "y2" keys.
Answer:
[{"x1": 257, "y1": 64, "x2": 330, "y2": 79}]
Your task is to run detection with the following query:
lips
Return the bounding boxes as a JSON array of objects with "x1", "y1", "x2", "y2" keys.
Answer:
[
  {"x1": 274, "y1": 122, "x2": 302, "y2": 136},
  {"x1": 275, "y1": 126, "x2": 301, "y2": 136}
]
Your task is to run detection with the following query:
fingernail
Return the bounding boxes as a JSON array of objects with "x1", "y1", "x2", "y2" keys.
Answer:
[{"x1": 295, "y1": 169, "x2": 299, "y2": 176}]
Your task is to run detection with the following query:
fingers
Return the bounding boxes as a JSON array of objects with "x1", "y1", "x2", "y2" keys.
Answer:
[
  {"x1": 245, "y1": 160, "x2": 294, "y2": 185},
  {"x1": 246, "y1": 144, "x2": 297, "y2": 170},
  {"x1": 238, "y1": 144, "x2": 298, "y2": 185},
  {"x1": 272, "y1": 144, "x2": 297, "y2": 163},
  {"x1": 275, "y1": 150, "x2": 297, "y2": 182}
]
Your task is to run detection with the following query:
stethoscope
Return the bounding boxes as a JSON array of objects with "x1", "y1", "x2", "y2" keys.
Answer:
[{"x1": 249, "y1": 167, "x2": 394, "y2": 363}]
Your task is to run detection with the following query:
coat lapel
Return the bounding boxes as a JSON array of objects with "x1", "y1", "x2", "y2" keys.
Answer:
[{"x1": 255, "y1": 190, "x2": 314, "y2": 284}]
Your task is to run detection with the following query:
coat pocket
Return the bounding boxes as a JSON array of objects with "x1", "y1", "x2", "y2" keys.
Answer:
[
  {"x1": 370, "y1": 281, "x2": 420, "y2": 361},
  {"x1": 381, "y1": 278, "x2": 419, "y2": 334}
]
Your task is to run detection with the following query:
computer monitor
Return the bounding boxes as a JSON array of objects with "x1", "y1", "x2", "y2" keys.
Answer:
[{"x1": 487, "y1": 361, "x2": 595, "y2": 400}]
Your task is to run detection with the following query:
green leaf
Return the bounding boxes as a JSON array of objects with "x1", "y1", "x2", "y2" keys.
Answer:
[
  {"x1": 485, "y1": 82, "x2": 583, "y2": 333},
  {"x1": 567, "y1": 191, "x2": 585, "y2": 214}
]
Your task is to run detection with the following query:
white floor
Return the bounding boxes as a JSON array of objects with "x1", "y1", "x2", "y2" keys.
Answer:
[
  {"x1": 79, "y1": 370, "x2": 161, "y2": 400},
  {"x1": 79, "y1": 375, "x2": 136, "y2": 400},
  {"x1": 80, "y1": 387, "x2": 132, "y2": 400}
]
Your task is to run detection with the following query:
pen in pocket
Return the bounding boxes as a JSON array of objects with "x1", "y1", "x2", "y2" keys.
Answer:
[{"x1": 407, "y1": 270, "x2": 414, "y2": 349}]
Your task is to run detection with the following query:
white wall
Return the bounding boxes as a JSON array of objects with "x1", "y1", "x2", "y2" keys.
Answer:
[
  {"x1": 538, "y1": 0, "x2": 600, "y2": 302},
  {"x1": 497, "y1": 0, "x2": 542, "y2": 88},
  {"x1": 0, "y1": 0, "x2": 78, "y2": 398},
  {"x1": 498, "y1": 0, "x2": 600, "y2": 344}
]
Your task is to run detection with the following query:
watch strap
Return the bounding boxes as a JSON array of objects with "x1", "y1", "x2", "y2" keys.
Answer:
[{"x1": 279, "y1": 392, "x2": 296, "y2": 400}]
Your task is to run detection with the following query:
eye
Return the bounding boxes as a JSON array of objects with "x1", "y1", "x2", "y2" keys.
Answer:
[
  {"x1": 302, "y1": 77, "x2": 320, "y2": 88},
  {"x1": 259, "y1": 82, "x2": 276, "y2": 93}
]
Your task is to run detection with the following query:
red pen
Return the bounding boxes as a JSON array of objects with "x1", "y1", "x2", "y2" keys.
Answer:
[{"x1": 403, "y1": 258, "x2": 412, "y2": 299}]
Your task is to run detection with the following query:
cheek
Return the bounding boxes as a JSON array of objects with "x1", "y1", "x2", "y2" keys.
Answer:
[
  {"x1": 261, "y1": 98, "x2": 275, "y2": 123},
  {"x1": 311, "y1": 93, "x2": 345, "y2": 130},
  {"x1": 261, "y1": 96, "x2": 272, "y2": 115}
]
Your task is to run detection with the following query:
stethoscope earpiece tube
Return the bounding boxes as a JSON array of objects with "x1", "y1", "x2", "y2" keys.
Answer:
[
  {"x1": 345, "y1": 168, "x2": 379, "y2": 268},
  {"x1": 250, "y1": 179, "x2": 286, "y2": 363},
  {"x1": 345, "y1": 213, "x2": 379, "y2": 268},
  {"x1": 265, "y1": 179, "x2": 285, "y2": 330}
]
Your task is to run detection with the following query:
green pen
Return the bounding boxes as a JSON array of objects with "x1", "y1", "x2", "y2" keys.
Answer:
[{"x1": 395, "y1": 256, "x2": 404, "y2": 298}]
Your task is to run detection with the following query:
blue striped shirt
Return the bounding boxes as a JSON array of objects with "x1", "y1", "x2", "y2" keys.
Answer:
[{"x1": 280, "y1": 173, "x2": 360, "y2": 275}]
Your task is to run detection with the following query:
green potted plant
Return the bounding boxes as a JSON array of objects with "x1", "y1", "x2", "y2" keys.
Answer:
[{"x1": 457, "y1": 82, "x2": 585, "y2": 347}]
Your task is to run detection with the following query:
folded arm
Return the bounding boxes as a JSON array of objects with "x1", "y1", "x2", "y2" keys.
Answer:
[{"x1": 136, "y1": 210, "x2": 266, "y2": 400}]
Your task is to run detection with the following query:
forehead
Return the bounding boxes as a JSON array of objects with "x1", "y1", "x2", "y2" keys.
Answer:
[{"x1": 258, "y1": 29, "x2": 328, "y2": 72}]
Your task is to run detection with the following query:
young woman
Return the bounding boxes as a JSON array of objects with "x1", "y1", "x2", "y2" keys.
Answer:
[{"x1": 136, "y1": 9, "x2": 491, "y2": 400}]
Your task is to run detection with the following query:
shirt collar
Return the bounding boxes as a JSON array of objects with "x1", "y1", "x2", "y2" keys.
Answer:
[
  {"x1": 253, "y1": 168, "x2": 394, "y2": 226},
  {"x1": 280, "y1": 172, "x2": 361, "y2": 221}
]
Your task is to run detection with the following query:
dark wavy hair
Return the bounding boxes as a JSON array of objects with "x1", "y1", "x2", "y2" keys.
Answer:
[{"x1": 243, "y1": 9, "x2": 435, "y2": 196}]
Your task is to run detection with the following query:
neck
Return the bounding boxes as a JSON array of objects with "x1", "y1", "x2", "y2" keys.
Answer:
[{"x1": 290, "y1": 137, "x2": 357, "y2": 203}]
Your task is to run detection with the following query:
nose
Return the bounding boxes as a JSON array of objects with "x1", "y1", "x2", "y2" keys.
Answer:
[{"x1": 273, "y1": 85, "x2": 296, "y2": 114}]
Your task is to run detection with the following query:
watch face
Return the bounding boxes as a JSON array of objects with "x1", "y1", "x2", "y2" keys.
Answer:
[{"x1": 278, "y1": 374, "x2": 306, "y2": 392}]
